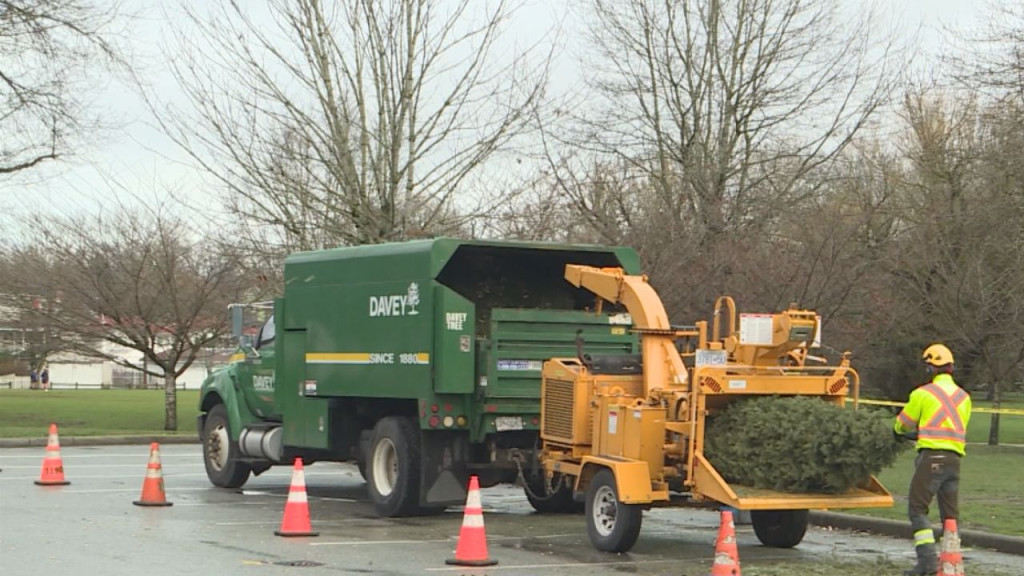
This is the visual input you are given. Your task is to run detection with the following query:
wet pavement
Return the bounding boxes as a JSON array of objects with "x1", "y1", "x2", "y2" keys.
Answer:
[{"x1": 1, "y1": 444, "x2": 1020, "y2": 575}]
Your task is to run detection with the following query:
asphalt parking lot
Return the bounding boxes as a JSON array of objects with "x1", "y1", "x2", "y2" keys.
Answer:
[{"x1": 1, "y1": 443, "x2": 1020, "y2": 575}]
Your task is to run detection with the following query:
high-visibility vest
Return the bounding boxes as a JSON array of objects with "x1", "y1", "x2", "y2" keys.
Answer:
[{"x1": 894, "y1": 373, "x2": 972, "y2": 456}]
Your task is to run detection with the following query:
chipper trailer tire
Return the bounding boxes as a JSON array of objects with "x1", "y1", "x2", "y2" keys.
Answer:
[
  {"x1": 750, "y1": 509, "x2": 810, "y2": 549},
  {"x1": 585, "y1": 468, "x2": 643, "y2": 553}
]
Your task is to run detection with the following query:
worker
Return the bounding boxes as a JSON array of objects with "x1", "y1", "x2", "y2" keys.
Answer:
[{"x1": 893, "y1": 343, "x2": 972, "y2": 576}]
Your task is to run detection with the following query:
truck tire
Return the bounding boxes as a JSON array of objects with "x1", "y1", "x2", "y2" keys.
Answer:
[
  {"x1": 367, "y1": 417, "x2": 421, "y2": 517},
  {"x1": 585, "y1": 469, "x2": 643, "y2": 553},
  {"x1": 751, "y1": 509, "x2": 809, "y2": 548},
  {"x1": 526, "y1": 473, "x2": 582, "y2": 514},
  {"x1": 202, "y1": 404, "x2": 251, "y2": 488}
]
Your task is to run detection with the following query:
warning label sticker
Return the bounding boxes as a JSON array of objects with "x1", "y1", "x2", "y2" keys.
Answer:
[{"x1": 739, "y1": 314, "x2": 773, "y2": 345}]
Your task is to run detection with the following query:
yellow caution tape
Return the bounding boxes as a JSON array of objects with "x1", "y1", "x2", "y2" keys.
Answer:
[{"x1": 846, "y1": 397, "x2": 1024, "y2": 415}]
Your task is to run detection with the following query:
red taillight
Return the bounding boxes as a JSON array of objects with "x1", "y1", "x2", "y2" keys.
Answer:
[
  {"x1": 444, "y1": 402, "x2": 452, "y2": 412},
  {"x1": 431, "y1": 404, "x2": 439, "y2": 413},
  {"x1": 531, "y1": 417, "x2": 539, "y2": 426},
  {"x1": 428, "y1": 415, "x2": 440, "y2": 428}
]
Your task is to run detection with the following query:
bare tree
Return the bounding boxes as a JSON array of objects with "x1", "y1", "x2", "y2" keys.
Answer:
[
  {"x1": 886, "y1": 91, "x2": 1024, "y2": 445},
  {"x1": 0, "y1": 206, "x2": 247, "y2": 430},
  {"x1": 950, "y1": 1, "x2": 1024, "y2": 101},
  {"x1": 155, "y1": 0, "x2": 551, "y2": 254},
  {"x1": 0, "y1": 0, "x2": 122, "y2": 175},
  {"x1": 533, "y1": 0, "x2": 903, "y2": 313},
  {"x1": 562, "y1": 0, "x2": 901, "y2": 229}
]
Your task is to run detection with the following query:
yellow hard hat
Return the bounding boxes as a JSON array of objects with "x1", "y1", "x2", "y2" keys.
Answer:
[{"x1": 922, "y1": 343, "x2": 954, "y2": 367}]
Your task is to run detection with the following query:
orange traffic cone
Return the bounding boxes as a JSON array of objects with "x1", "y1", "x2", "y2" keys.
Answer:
[
  {"x1": 446, "y1": 475, "x2": 497, "y2": 566},
  {"x1": 937, "y1": 518, "x2": 965, "y2": 576},
  {"x1": 709, "y1": 509, "x2": 742, "y2": 576},
  {"x1": 133, "y1": 443, "x2": 173, "y2": 507},
  {"x1": 35, "y1": 423, "x2": 70, "y2": 486},
  {"x1": 275, "y1": 458, "x2": 319, "y2": 537}
]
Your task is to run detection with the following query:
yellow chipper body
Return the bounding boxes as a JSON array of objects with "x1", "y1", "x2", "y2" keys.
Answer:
[{"x1": 540, "y1": 265, "x2": 893, "y2": 552}]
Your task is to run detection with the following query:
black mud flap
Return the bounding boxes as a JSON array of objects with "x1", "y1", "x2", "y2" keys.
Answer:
[{"x1": 420, "y1": 430, "x2": 469, "y2": 506}]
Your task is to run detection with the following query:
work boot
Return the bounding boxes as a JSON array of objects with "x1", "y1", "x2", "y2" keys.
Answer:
[{"x1": 902, "y1": 543, "x2": 937, "y2": 576}]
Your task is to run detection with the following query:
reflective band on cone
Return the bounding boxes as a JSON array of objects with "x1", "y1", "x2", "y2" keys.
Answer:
[
  {"x1": 275, "y1": 458, "x2": 318, "y2": 537},
  {"x1": 134, "y1": 443, "x2": 172, "y2": 507},
  {"x1": 709, "y1": 510, "x2": 742, "y2": 576},
  {"x1": 446, "y1": 475, "x2": 497, "y2": 567},
  {"x1": 35, "y1": 423, "x2": 70, "y2": 486}
]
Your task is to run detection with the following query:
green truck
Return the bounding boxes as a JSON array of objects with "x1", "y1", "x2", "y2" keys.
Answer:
[{"x1": 198, "y1": 238, "x2": 640, "y2": 516}]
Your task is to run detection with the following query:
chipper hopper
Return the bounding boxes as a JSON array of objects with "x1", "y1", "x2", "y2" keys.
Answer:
[{"x1": 539, "y1": 265, "x2": 893, "y2": 552}]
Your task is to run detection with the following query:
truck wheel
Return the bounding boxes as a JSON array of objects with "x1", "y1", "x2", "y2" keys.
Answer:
[
  {"x1": 526, "y1": 473, "x2": 582, "y2": 514},
  {"x1": 202, "y1": 404, "x2": 251, "y2": 488},
  {"x1": 585, "y1": 469, "x2": 643, "y2": 553},
  {"x1": 367, "y1": 417, "x2": 421, "y2": 517},
  {"x1": 751, "y1": 509, "x2": 809, "y2": 548}
]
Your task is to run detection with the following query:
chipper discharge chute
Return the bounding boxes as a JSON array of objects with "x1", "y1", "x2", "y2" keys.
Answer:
[{"x1": 539, "y1": 265, "x2": 893, "y2": 553}]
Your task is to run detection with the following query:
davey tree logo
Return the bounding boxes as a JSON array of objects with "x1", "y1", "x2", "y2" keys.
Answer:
[
  {"x1": 369, "y1": 282, "x2": 421, "y2": 317},
  {"x1": 406, "y1": 283, "x2": 420, "y2": 315}
]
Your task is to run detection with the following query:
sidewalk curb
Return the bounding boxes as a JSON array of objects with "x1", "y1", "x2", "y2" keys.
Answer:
[
  {"x1": 0, "y1": 435, "x2": 199, "y2": 448},
  {"x1": 811, "y1": 511, "x2": 1024, "y2": 556}
]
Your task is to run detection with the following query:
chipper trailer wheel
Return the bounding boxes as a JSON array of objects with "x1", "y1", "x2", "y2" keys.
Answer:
[
  {"x1": 751, "y1": 509, "x2": 809, "y2": 548},
  {"x1": 202, "y1": 404, "x2": 252, "y2": 489},
  {"x1": 585, "y1": 469, "x2": 643, "y2": 553}
]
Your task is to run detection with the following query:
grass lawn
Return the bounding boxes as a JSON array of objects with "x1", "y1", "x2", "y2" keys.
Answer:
[
  {"x1": 840, "y1": 444, "x2": 1024, "y2": 537},
  {"x1": 968, "y1": 392, "x2": 1024, "y2": 444},
  {"x1": 0, "y1": 389, "x2": 200, "y2": 437}
]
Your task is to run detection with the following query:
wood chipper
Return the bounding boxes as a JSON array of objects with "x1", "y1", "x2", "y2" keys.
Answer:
[{"x1": 539, "y1": 265, "x2": 893, "y2": 552}]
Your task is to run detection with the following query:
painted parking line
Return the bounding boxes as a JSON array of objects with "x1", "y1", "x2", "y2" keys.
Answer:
[
  {"x1": 311, "y1": 538, "x2": 454, "y2": 547},
  {"x1": 310, "y1": 533, "x2": 581, "y2": 547},
  {"x1": 60, "y1": 486, "x2": 213, "y2": 494},
  {"x1": 424, "y1": 559, "x2": 681, "y2": 571}
]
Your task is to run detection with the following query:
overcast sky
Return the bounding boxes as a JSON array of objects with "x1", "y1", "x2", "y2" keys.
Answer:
[{"x1": 0, "y1": 0, "x2": 996, "y2": 230}]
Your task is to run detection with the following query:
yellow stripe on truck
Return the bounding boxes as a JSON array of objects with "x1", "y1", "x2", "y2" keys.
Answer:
[
  {"x1": 305, "y1": 352, "x2": 432, "y2": 365},
  {"x1": 306, "y1": 352, "x2": 372, "y2": 364}
]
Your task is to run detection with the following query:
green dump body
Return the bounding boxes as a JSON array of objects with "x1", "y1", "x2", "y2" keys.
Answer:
[
  {"x1": 276, "y1": 238, "x2": 639, "y2": 442},
  {"x1": 200, "y1": 238, "x2": 640, "y2": 509}
]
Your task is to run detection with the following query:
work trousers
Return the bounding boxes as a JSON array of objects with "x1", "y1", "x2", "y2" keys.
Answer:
[{"x1": 908, "y1": 448, "x2": 961, "y2": 536}]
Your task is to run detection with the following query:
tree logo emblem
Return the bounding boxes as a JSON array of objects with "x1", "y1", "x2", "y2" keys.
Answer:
[{"x1": 407, "y1": 283, "x2": 420, "y2": 315}]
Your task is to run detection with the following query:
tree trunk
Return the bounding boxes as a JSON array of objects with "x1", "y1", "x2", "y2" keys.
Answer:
[
  {"x1": 164, "y1": 373, "x2": 178, "y2": 431},
  {"x1": 987, "y1": 407, "x2": 1000, "y2": 446},
  {"x1": 987, "y1": 381, "x2": 1001, "y2": 446}
]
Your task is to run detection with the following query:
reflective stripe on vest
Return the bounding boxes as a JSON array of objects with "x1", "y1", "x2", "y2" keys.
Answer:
[{"x1": 919, "y1": 384, "x2": 967, "y2": 443}]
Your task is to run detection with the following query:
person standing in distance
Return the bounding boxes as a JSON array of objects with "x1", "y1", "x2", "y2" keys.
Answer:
[{"x1": 893, "y1": 343, "x2": 972, "y2": 576}]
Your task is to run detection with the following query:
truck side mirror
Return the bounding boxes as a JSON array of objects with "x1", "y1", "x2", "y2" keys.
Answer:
[{"x1": 231, "y1": 305, "x2": 244, "y2": 339}]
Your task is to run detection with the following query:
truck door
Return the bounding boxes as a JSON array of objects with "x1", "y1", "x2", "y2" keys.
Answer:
[{"x1": 235, "y1": 315, "x2": 280, "y2": 420}]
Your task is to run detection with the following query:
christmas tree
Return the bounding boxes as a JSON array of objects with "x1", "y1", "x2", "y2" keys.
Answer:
[{"x1": 703, "y1": 396, "x2": 906, "y2": 494}]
